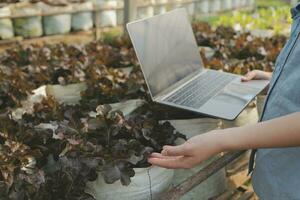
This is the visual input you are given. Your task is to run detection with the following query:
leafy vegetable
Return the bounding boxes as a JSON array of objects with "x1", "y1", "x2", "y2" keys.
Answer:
[{"x1": 0, "y1": 22, "x2": 287, "y2": 199}]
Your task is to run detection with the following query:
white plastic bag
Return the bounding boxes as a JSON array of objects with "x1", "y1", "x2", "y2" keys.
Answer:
[
  {"x1": 11, "y1": 3, "x2": 43, "y2": 38},
  {"x1": 91, "y1": 0, "x2": 117, "y2": 27},
  {"x1": 0, "y1": 6, "x2": 14, "y2": 39},
  {"x1": 38, "y1": 2, "x2": 72, "y2": 35},
  {"x1": 71, "y1": 2, "x2": 93, "y2": 31},
  {"x1": 85, "y1": 166, "x2": 174, "y2": 200}
]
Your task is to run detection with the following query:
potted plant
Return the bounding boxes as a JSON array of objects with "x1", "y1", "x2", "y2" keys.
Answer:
[{"x1": 0, "y1": 39, "x2": 186, "y2": 199}]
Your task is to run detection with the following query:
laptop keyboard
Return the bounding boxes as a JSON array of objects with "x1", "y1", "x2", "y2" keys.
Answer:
[{"x1": 165, "y1": 70, "x2": 236, "y2": 109}]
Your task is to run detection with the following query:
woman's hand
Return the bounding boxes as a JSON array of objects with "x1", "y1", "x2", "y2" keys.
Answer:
[
  {"x1": 148, "y1": 130, "x2": 225, "y2": 169},
  {"x1": 241, "y1": 70, "x2": 272, "y2": 82}
]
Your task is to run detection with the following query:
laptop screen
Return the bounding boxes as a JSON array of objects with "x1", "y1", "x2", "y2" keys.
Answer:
[{"x1": 127, "y1": 8, "x2": 204, "y2": 97}]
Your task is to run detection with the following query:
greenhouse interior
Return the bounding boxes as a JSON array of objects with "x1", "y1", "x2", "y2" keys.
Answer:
[{"x1": 0, "y1": 0, "x2": 299, "y2": 199}]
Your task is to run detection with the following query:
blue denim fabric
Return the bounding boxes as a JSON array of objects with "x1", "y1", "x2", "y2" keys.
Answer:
[{"x1": 251, "y1": 4, "x2": 300, "y2": 200}]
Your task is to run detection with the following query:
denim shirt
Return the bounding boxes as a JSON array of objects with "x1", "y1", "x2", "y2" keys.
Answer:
[{"x1": 251, "y1": 4, "x2": 300, "y2": 200}]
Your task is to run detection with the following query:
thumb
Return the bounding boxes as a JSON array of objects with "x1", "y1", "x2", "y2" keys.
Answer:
[{"x1": 161, "y1": 144, "x2": 189, "y2": 156}]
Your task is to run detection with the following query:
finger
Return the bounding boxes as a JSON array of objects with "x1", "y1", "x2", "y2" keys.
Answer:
[
  {"x1": 149, "y1": 153, "x2": 181, "y2": 159},
  {"x1": 241, "y1": 71, "x2": 255, "y2": 82},
  {"x1": 149, "y1": 153, "x2": 164, "y2": 158},
  {"x1": 161, "y1": 144, "x2": 189, "y2": 157},
  {"x1": 148, "y1": 156, "x2": 188, "y2": 169}
]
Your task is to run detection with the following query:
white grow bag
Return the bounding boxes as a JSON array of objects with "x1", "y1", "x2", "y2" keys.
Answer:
[
  {"x1": 154, "y1": 0, "x2": 167, "y2": 15},
  {"x1": 223, "y1": 0, "x2": 232, "y2": 10},
  {"x1": 116, "y1": 0, "x2": 124, "y2": 25},
  {"x1": 210, "y1": 0, "x2": 222, "y2": 13},
  {"x1": 92, "y1": 0, "x2": 117, "y2": 27},
  {"x1": 171, "y1": 0, "x2": 182, "y2": 9},
  {"x1": 39, "y1": 2, "x2": 72, "y2": 35},
  {"x1": 196, "y1": 0, "x2": 210, "y2": 14},
  {"x1": 71, "y1": 2, "x2": 94, "y2": 31},
  {"x1": 240, "y1": 0, "x2": 247, "y2": 7},
  {"x1": 11, "y1": 3, "x2": 43, "y2": 38},
  {"x1": 231, "y1": 0, "x2": 241, "y2": 9},
  {"x1": 137, "y1": 0, "x2": 154, "y2": 19},
  {"x1": 86, "y1": 166, "x2": 174, "y2": 200},
  {"x1": 183, "y1": 2, "x2": 195, "y2": 15},
  {"x1": 0, "y1": 6, "x2": 14, "y2": 39}
]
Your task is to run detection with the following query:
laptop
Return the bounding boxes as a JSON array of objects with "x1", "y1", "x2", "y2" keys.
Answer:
[{"x1": 126, "y1": 8, "x2": 269, "y2": 120}]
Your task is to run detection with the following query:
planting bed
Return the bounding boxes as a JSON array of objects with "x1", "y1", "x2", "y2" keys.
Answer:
[{"x1": 0, "y1": 23, "x2": 286, "y2": 199}]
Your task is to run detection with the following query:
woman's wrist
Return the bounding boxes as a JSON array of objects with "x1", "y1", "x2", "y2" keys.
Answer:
[
  {"x1": 208, "y1": 129, "x2": 233, "y2": 153},
  {"x1": 256, "y1": 70, "x2": 272, "y2": 80},
  {"x1": 212, "y1": 127, "x2": 245, "y2": 152}
]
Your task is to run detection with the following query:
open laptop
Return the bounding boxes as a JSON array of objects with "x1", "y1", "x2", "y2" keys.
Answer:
[{"x1": 126, "y1": 8, "x2": 269, "y2": 120}]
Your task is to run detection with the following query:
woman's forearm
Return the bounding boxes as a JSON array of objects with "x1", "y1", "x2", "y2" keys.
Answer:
[
  {"x1": 148, "y1": 111, "x2": 300, "y2": 169},
  {"x1": 219, "y1": 111, "x2": 300, "y2": 151}
]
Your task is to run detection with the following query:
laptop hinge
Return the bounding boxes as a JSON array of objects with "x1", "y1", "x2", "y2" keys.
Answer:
[{"x1": 154, "y1": 69, "x2": 206, "y2": 101}]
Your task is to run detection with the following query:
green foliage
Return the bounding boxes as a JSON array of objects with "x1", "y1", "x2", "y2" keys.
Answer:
[
  {"x1": 257, "y1": 0, "x2": 289, "y2": 8},
  {"x1": 214, "y1": 6, "x2": 292, "y2": 34}
]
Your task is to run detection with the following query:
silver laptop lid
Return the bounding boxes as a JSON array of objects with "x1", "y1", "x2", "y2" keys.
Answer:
[{"x1": 127, "y1": 8, "x2": 205, "y2": 98}]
